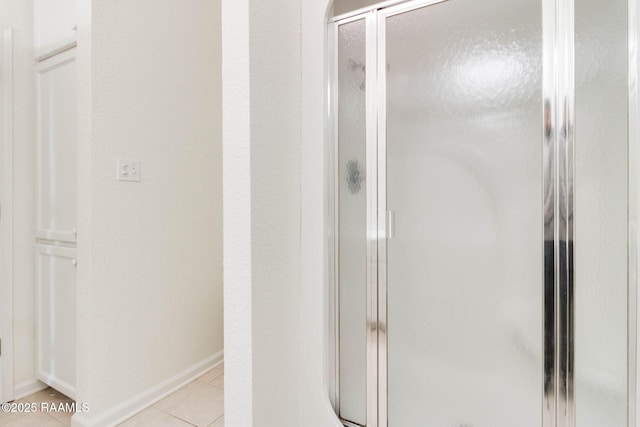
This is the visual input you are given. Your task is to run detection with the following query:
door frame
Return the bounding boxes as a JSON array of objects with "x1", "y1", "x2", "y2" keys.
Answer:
[{"x1": 0, "y1": 25, "x2": 14, "y2": 405}]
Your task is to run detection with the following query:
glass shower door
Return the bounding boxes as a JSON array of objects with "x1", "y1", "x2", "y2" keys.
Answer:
[
  {"x1": 382, "y1": 0, "x2": 544, "y2": 425},
  {"x1": 331, "y1": 0, "x2": 633, "y2": 425}
]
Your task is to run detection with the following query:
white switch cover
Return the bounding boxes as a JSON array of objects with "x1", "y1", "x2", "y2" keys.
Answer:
[{"x1": 117, "y1": 159, "x2": 141, "y2": 182}]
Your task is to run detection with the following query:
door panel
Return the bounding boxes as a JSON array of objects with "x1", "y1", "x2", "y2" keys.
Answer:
[
  {"x1": 36, "y1": 244, "x2": 77, "y2": 399},
  {"x1": 36, "y1": 49, "x2": 77, "y2": 243},
  {"x1": 383, "y1": 1, "x2": 543, "y2": 425}
]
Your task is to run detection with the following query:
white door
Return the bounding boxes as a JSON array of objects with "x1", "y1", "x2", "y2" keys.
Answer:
[{"x1": 35, "y1": 46, "x2": 77, "y2": 399}]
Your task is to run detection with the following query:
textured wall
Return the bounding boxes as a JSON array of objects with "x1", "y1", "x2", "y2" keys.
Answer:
[
  {"x1": 222, "y1": 0, "x2": 302, "y2": 425},
  {"x1": 75, "y1": 0, "x2": 223, "y2": 421},
  {"x1": 222, "y1": 0, "x2": 345, "y2": 425},
  {"x1": 221, "y1": 0, "x2": 252, "y2": 425},
  {"x1": 249, "y1": 0, "x2": 302, "y2": 425}
]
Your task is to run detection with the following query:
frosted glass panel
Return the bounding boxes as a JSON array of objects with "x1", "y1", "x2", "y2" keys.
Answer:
[
  {"x1": 337, "y1": 18, "x2": 367, "y2": 426},
  {"x1": 574, "y1": 0, "x2": 628, "y2": 424},
  {"x1": 385, "y1": 1, "x2": 542, "y2": 426}
]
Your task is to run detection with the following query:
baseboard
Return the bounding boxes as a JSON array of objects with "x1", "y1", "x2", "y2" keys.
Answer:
[
  {"x1": 71, "y1": 350, "x2": 223, "y2": 427},
  {"x1": 13, "y1": 379, "x2": 48, "y2": 400}
]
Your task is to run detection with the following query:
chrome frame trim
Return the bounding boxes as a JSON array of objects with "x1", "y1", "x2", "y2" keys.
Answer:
[
  {"x1": 630, "y1": 0, "x2": 639, "y2": 423},
  {"x1": 555, "y1": 0, "x2": 575, "y2": 424},
  {"x1": 334, "y1": 13, "x2": 372, "y2": 26},
  {"x1": 365, "y1": 11, "x2": 380, "y2": 427},
  {"x1": 375, "y1": 12, "x2": 387, "y2": 427},
  {"x1": 543, "y1": 0, "x2": 576, "y2": 424},
  {"x1": 328, "y1": 19, "x2": 340, "y2": 413},
  {"x1": 542, "y1": 0, "x2": 557, "y2": 423}
]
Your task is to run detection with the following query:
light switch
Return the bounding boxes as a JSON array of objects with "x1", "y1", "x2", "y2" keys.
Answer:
[{"x1": 117, "y1": 159, "x2": 141, "y2": 182}]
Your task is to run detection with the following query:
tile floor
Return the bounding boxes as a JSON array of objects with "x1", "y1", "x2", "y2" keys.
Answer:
[{"x1": 0, "y1": 363, "x2": 224, "y2": 427}]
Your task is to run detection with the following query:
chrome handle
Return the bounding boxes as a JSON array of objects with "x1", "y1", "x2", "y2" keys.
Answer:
[{"x1": 387, "y1": 210, "x2": 395, "y2": 239}]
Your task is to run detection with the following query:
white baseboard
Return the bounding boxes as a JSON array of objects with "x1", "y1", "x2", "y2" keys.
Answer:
[
  {"x1": 14, "y1": 379, "x2": 48, "y2": 400},
  {"x1": 71, "y1": 351, "x2": 223, "y2": 427}
]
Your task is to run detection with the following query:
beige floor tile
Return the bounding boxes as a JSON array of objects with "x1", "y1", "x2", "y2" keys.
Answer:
[
  {"x1": 198, "y1": 364, "x2": 223, "y2": 384},
  {"x1": 4, "y1": 370, "x2": 225, "y2": 427},
  {"x1": 1, "y1": 412, "x2": 63, "y2": 427},
  {"x1": 210, "y1": 376, "x2": 223, "y2": 390},
  {"x1": 208, "y1": 415, "x2": 224, "y2": 427},
  {"x1": 0, "y1": 412, "x2": 28, "y2": 427},
  {"x1": 119, "y1": 407, "x2": 192, "y2": 427},
  {"x1": 48, "y1": 409, "x2": 74, "y2": 426},
  {"x1": 148, "y1": 411, "x2": 194, "y2": 427},
  {"x1": 153, "y1": 380, "x2": 211, "y2": 411},
  {"x1": 19, "y1": 389, "x2": 71, "y2": 406},
  {"x1": 0, "y1": 403, "x2": 40, "y2": 426},
  {"x1": 17, "y1": 388, "x2": 74, "y2": 426},
  {"x1": 119, "y1": 407, "x2": 164, "y2": 426},
  {"x1": 1, "y1": 391, "x2": 72, "y2": 427},
  {"x1": 164, "y1": 383, "x2": 223, "y2": 427}
]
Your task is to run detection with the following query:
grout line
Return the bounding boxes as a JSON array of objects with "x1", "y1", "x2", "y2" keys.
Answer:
[
  {"x1": 168, "y1": 412, "x2": 199, "y2": 426},
  {"x1": 208, "y1": 414, "x2": 224, "y2": 427}
]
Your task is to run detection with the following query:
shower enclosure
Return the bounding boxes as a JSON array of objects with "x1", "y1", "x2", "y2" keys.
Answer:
[{"x1": 329, "y1": 0, "x2": 637, "y2": 426}]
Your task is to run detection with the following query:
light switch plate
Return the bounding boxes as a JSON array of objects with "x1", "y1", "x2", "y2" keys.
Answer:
[{"x1": 117, "y1": 159, "x2": 141, "y2": 182}]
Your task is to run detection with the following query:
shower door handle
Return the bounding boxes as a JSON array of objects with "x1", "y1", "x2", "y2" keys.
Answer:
[{"x1": 387, "y1": 210, "x2": 396, "y2": 239}]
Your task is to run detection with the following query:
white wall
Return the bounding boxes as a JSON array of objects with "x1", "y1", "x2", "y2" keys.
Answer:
[
  {"x1": 222, "y1": 0, "x2": 302, "y2": 425},
  {"x1": 0, "y1": 0, "x2": 37, "y2": 395},
  {"x1": 75, "y1": 0, "x2": 223, "y2": 424},
  {"x1": 222, "y1": 0, "x2": 344, "y2": 425},
  {"x1": 333, "y1": 0, "x2": 381, "y2": 15},
  {"x1": 221, "y1": 1, "x2": 252, "y2": 425}
]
